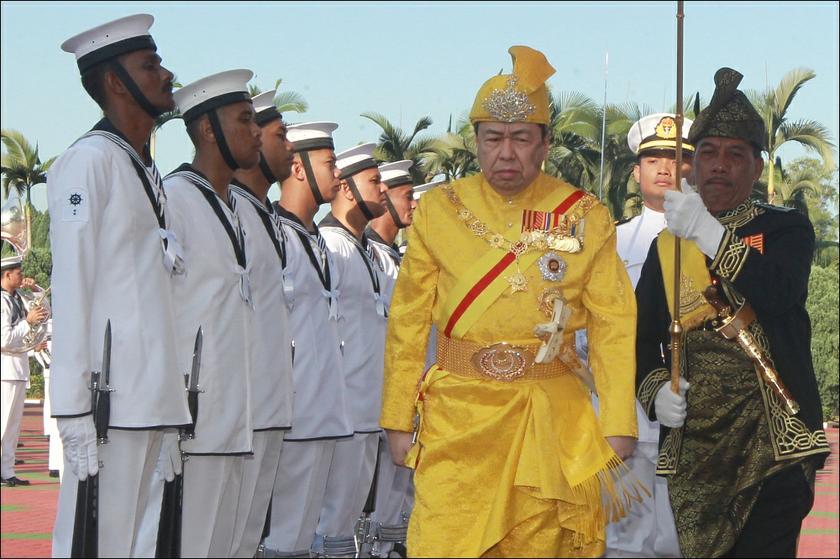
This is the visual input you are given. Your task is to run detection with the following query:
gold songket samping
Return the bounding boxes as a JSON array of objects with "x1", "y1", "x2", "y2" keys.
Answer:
[{"x1": 703, "y1": 286, "x2": 800, "y2": 415}]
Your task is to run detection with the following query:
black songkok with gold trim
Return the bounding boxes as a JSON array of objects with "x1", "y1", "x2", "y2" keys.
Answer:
[{"x1": 688, "y1": 67, "x2": 767, "y2": 151}]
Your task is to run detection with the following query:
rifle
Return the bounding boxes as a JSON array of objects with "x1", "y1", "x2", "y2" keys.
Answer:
[
  {"x1": 155, "y1": 327, "x2": 203, "y2": 558},
  {"x1": 71, "y1": 319, "x2": 113, "y2": 558},
  {"x1": 354, "y1": 437, "x2": 383, "y2": 558}
]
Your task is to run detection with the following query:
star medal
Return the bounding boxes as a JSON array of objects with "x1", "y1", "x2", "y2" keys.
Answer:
[
  {"x1": 506, "y1": 272, "x2": 528, "y2": 293},
  {"x1": 538, "y1": 251, "x2": 566, "y2": 282}
]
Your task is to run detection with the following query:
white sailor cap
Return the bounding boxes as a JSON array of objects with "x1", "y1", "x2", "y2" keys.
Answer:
[
  {"x1": 378, "y1": 160, "x2": 414, "y2": 188},
  {"x1": 62, "y1": 14, "x2": 157, "y2": 74},
  {"x1": 627, "y1": 113, "x2": 694, "y2": 156},
  {"x1": 252, "y1": 90, "x2": 283, "y2": 127},
  {"x1": 174, "y1": 69, "x2": 254, "y2": 124},
  {"x1": 287, "y1": 122, "x2": 338, "y2": 152},
  {"x1": 0, "y1": 254, "x2": 23, "y2": 272},
  {"x1": 336, "y1": 143, "x2": 378, "y2": 179},
  {"x1": 413, "y1": 178, "x2": 447, "y2": 199}
]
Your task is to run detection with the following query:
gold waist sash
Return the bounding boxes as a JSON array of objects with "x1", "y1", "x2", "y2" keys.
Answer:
[{"x1": 436, "y1": 335, "x2": 571, "y2": 382}]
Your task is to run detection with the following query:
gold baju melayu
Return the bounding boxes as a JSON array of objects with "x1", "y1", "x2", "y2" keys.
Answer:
[{"x1": 381, "y1": 46, "x2": 639, "y2": 558}]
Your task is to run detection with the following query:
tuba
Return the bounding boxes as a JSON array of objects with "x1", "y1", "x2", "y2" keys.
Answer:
[{"x1": 1, "y1": 192, "x2": 51, "y2": 356}]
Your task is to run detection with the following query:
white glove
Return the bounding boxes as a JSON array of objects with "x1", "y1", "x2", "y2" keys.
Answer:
[
  {"x1": 57, "y1": 416, "x2": 98, "y2": 480},
  {"x1": 654, "y1": 377, "x2": 690, "y2": 428},
  {"x1": 664, "y1": 189, "x2": 726, "y2": 258},
  {"x1": 156, "y1": 429, "x2": 182, "y2": 482}
]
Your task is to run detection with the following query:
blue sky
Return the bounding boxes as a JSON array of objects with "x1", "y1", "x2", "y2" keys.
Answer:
[{"x1": 2, "y1": 1, "x2": 838, "y2": 210}]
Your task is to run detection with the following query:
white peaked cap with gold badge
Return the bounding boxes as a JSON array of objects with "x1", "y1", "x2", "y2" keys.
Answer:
[{"x1": 627, "y1": 113, "x2": 695, "y2": 156}]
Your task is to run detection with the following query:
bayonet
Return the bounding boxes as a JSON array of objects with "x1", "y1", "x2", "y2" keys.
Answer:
[{"x1": 183, "y1": 327, "x2": 204, "y2": 440}]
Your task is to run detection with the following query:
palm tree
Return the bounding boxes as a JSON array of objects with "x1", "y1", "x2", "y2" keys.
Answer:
[
  {"x1": 1, "y1": 129, "x2": 56, "y2": 249},
  {"x1": 748, "y1": 68, "x2": 836, "y2": 204},
  {"x1": 423, "y1": 114, "x2": 479, "y2": 182},
  {"x1": 249, "y1": 78, "x2": 309, "y2": 114},
  {"x1": 361, "y1": 112, "x2": 437, "y2": 183}
]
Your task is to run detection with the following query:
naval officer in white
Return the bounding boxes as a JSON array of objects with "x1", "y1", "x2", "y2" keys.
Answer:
[{"x1": 604, "y1": 112, "x2": 694, "y2": 558}]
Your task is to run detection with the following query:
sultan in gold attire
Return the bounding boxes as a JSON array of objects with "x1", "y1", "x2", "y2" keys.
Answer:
[{"x1": 381, "y1": 46, "x2": 639, "y2": 558}]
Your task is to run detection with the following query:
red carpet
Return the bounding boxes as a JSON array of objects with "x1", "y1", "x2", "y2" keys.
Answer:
[{"x1": 2, "y1": 403, "x2": 838, "y2": 558}]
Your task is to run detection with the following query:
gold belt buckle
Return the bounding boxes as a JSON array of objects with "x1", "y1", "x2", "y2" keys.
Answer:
[{"x1": 471, "y1": 343, "x2": 535, "y2": 381}]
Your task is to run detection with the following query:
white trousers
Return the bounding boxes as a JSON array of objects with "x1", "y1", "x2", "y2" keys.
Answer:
[
  {"x1": 605, "y1": 440, "x2": 681, "y2": 558},
  {"x1": 42, "y1": 372, "x2": 64, "y2": 472},
  {"x1": 230, "y1": 430, "x2": 285, "y2": 558},
  {"x1": 1, "y1": 379, "x2": 26, "y2": 478},
  {"x1": 316, "y1": 432, "x2": 379, "y2": 539},
  {"x1": 52, "y1": 429, "x2": 164, "y2": 558},
  {"x1": 264, "y1": 439, "x2": 336, "y2": 554},
  {"x1": 180, "y1": 453, "x2": 245, "y2": 558},
  {"x1": 370, "y1": 431, "x2": 413, "y2": 556}
]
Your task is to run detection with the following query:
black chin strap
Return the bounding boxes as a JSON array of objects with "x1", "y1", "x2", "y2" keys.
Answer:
[
  {"x1": 258, "y1": 152, "x2": 277, "y2": 184},
  {"x1": 345, "y1": 175, "x2": 374, "y2": 220},
  {"x1": 207, "y1": 109, "x2": 240, "y2": 171},
  {"x1": 108, "y1": 61, "x2": 164, "y2": 118},
  {"x1": 383, "y1": 193, "x2": 407, "y2": 229},
  {"x1": 299, "y1": 150, "x2": 325, "y2": 205}
]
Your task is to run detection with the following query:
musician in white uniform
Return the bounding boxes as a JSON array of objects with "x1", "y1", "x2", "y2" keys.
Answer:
[
  {"x1": 163, "y1": 69, "x2": 261, "y2": 558},
  {"x1": 602, "y1": 113, "x2": 694, "y2": 558},
  {"x1": 48, "y1": 14, "x2": 192, "y2": 557},
  {"x1": 365, "y1": 161, "x2": 419, "y2": 557},
  {"x1": 1, "y1": 257, "x2": 47, "y2": 487},
  {"x1": 314, "y1": 143, "x2": 389, "y2": 557},
  {"x1": 227, "y1": 90, "x2": 295, "y2": 558},
  {"x1": 264, "y1": 122, "x2": 353, "y2": 557}
]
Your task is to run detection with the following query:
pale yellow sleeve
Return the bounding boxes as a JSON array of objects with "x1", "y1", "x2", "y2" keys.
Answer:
[
  {"x1": 581, "y1": 205, "x2": 638, "y2": 438},
  {"x1": 381, "y1": 195, "x2": 439, "y2": 432}
]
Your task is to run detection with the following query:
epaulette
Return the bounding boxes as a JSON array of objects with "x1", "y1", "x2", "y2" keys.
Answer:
[
  {"x1": 615, "y1": 216, "x2": 633, "y2": 226},
  {"x1": 755, "y1": 201, "x2": 794, "y2": 212}
]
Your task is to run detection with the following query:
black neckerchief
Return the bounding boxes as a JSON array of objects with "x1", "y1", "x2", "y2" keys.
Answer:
[
  {"x1": 168, "y1": 163, "x2": 246, "y2": 269},
  {"x1": 319, "y1": 213, "x2": 384, "y2": 310},
  {"x1": 1, "y1": 288, "x2": 24, "y2": 325},
  {"x1": 275, "y1": 204, "x2": 332, "y2": 293},
  {"x1": 230, "y1": 179, "x2": 287, "y2": 269},
  {"x1": 365, "y1": 228, "x2": 402, "y2": 269},
  {"x1": 87, "y1": 118, "x2": 167, "y2": 238}
]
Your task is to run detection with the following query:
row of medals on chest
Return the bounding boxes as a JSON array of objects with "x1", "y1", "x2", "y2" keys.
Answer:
[{"x1": 445, "y1": 185, "x2": 585, "y2": 294}]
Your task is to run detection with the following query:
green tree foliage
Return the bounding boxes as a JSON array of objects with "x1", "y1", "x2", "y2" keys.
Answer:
[
  {"x1": 747, "y1": 68, "x2": 836, "y2": 205},
  {"x1": 1, "y1": 129, "x2": 56, "y2": 204},
  {"x1": 362, "y1": 112, "x2": 437, "y2": 184},
  {"x1": 807, "y1": 264, "x2": 840, "y2": 419}
]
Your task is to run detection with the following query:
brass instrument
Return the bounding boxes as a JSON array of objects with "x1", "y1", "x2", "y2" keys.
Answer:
[{"x1": 1, "y1": 192, "x2": 51, "y2": 355}]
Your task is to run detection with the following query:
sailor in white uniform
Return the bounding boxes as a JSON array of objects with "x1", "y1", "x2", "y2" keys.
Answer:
[
  {"x1": 364, "y1": 161, "x2": 421, "y2": 557},
  {"x1": 602, "y1": 112, "x2": 694, "y2": 558},
  {"x1": 48, "y1": 15, "x2": 192, "y2": 557},
  {"x1": 264, "y1": 122, "x2": 354, "y2": 557},
  {"x1": 163, "y1": 69, "x2": 261, "y2": 558},
  {"x1": 227, "y1": 90, "x2": 295, "y2": 558},
  {"x1": 1, "y1": 258, "x2": 47, "y2": 487},
  {"x1": 315, "y1": 143, "x2": 389, "y2": 557}
]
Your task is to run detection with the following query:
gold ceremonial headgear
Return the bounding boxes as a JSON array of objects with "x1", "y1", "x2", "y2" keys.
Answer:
[{"x1": 469, "y1": 46, "x2": 555, "y2": 125}]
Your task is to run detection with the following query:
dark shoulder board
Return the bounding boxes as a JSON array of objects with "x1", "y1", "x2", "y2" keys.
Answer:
[
  {"x1": 615, "y1": 216, "x2": 633, "y2": 226},
  {"x1": 755, "y1": 201, "x2": 795, "y2": 213}
]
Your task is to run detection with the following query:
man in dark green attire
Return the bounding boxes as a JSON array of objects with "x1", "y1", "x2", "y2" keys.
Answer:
[{"x1": 634, "y1": 67, "x2": 830, "y2": 558}]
